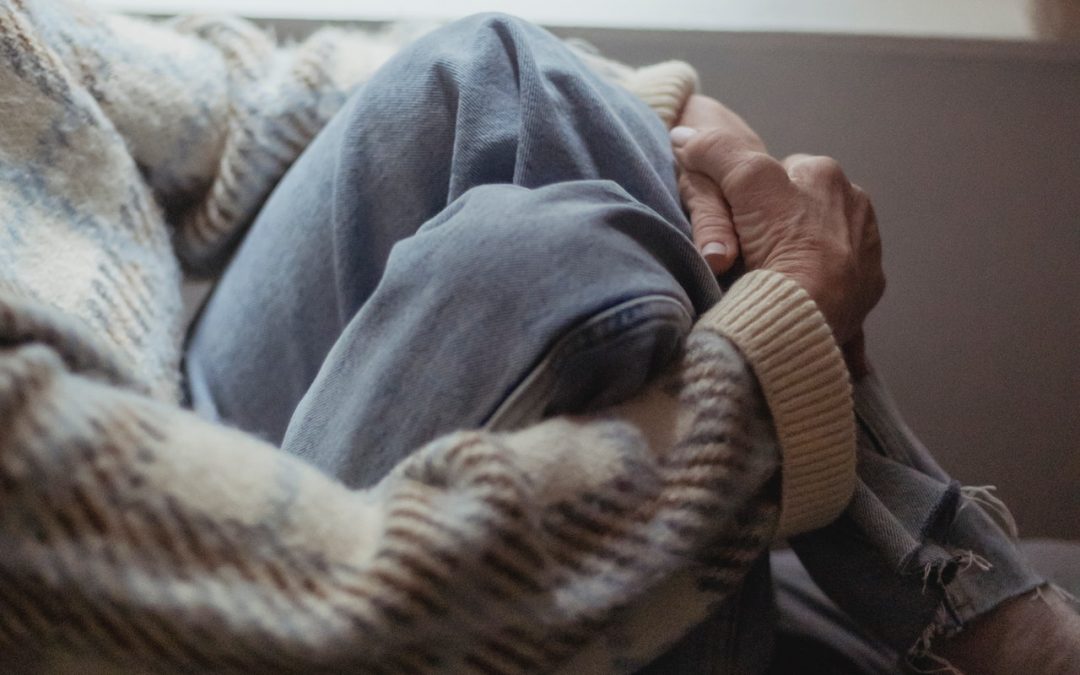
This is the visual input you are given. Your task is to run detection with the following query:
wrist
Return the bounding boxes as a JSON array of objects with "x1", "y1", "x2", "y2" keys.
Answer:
[{"x1": 760, "y1": 262, "x2": 838, "y2": 336}]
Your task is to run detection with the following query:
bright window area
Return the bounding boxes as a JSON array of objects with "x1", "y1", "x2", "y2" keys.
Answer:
[{"x1": 90, "y1": 0, "x2": 1038, "y2": 40}]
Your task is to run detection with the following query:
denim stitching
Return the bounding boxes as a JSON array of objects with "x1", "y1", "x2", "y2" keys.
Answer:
[{"x1": 485, "y1": 294, "x2": 691, "y2": 432}]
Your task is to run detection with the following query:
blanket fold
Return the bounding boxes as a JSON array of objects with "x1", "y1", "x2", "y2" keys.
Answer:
[{"x1": 0, "y1": 302, "x2": 782, "y2": 672}]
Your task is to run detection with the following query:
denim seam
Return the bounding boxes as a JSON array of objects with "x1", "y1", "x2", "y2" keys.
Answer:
[{"x1": 485, "y1": 294, "x2": 692, "y2": 432}]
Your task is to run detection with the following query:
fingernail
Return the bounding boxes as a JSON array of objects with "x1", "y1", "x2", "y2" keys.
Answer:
[
  {"x1": 669, "y1": 126, "x2": 698, "y2": 147},
  {"x1": 702, "y1": 241, "x2": 728, "y2": 266}
]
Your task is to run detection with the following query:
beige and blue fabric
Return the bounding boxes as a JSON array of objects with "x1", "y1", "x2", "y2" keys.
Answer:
[
  {"x1": 0, "y1": 1, "x2": 1057, "y2": 673},
  {"x1": 0, "y1": 3, "x2": 856, "y2": 672}
]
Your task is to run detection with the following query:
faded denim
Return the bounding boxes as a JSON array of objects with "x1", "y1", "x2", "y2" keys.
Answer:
[{"x1": 185, "y1": 13, "x2": 1052, "y2": 673}]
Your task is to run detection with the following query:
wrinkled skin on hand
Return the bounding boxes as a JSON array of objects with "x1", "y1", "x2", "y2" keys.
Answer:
[{"x1": 671, "y1": 95, "x2": 885, "y2": 375}]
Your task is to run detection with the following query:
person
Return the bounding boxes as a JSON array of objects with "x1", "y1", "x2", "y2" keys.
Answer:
[
  {"x1": 179, "y1": 13, "x2": 1080, "y2": 673},
  {"x1": 0, "y1": 4, "x2": 1076, "y2": 672}
]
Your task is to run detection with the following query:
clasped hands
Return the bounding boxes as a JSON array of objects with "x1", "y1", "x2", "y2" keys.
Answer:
[{"x1": 671, "y1": 95, "x2": 886, "y2": 377}]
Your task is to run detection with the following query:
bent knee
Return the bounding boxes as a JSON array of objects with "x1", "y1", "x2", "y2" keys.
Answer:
[
  {"x1": 411, "y1": 181, "x2": 685, "y2": 279},
  {"x1": 441, "y1": 12, "x2": 546, "y2": 43},
  {"x1": 382, "y1": 182, "x2": 700, "y2": 418},
  {"x1": 395, "y1": 180, "x2": 695, "y2": 327},
  {"x1": 406, "y1": 12, "x2": 560, "y2": 75}
]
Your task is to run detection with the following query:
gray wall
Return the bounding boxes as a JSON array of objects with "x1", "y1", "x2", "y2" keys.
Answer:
[{"x1": 554, "y1": 28, "x2": 1080, "y2": 539}]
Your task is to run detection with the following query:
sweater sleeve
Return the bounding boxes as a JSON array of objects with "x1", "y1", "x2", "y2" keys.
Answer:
[
  {"x1": 0, "y1": 295, "x2": 781, "y2": 673},
  {"x1": 703, "y1": 270, "x2": 856, "y2": 537},
  {"x1": 0, "y1": 269, "x2": 853, "y2": 673}
]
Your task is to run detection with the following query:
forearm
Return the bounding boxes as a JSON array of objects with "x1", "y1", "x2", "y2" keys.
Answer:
[{"x1": 0, "y1": 296, "x2": 786, "y2": 672}]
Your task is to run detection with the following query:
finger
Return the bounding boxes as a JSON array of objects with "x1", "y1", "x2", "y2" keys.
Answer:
[
  {"x1": 849, "y1": 184, "x2": 882, "y2": 256},
  {"x1": 679, "y1": 170, "x2": 739, "y2": 274},
  {"x1": 784, "y1": 154, "x2": 853, "y2": 245},
  {"x1": 782, "y1": 154, "x2": 849, "y2": 190},
  {"x1": 850, "y1": 184, "x2": 886, "y2": 303},
  {"x1": 677, "y1": 95, "x2": 767, "y2": 153},
  {"x1": 846, "y1": 183, "x2": 871, "y2": 247},
  {"x1": 671, "y1": 128, "x2": 791, "y2": 201},
  {"x1": 780, "y1": 153, "x2": 815, "y2": 174}
]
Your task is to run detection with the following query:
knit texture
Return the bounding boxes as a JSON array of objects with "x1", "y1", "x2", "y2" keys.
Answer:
[
  {"x1": 565, "y1": 45, "x2": 699, "y2": 127},
  {"x1": 702, "y1": 270, "x2": 856, "y2": 537},
  {"x1": 0, "y1": 2, "x2": 851, "y2": 671}
]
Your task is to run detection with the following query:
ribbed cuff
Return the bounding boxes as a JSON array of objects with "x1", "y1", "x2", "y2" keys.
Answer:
[
  {"x1": 567, "y1": 43, "x2": 698, "y2": 128},
  {"x1": 698, "y1": 270, "x2": 856, "y2": 537},
  {"x1": 623, "y1": 61, "x2": 700, "y2": 128}
]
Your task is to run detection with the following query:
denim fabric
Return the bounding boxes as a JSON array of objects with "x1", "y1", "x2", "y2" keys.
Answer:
[
  {"x1": 788, "y1": 373, "x2": 1046, "y2": 669},
  {"x1": 185, "y1": 13, "x2": 719, "y2": 476},
  {"x1": 184, "y1": 13, "x2": 1052, "y2": 673}
]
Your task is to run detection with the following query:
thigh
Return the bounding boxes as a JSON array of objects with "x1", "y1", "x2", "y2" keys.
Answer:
[{"x1": 184, "y1": 13, "x2": 716, "y2": 446}]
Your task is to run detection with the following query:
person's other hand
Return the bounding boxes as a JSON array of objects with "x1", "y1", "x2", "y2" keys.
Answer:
[
  {"x1": 670, "y1": 97, "x2": 885, "y2": 350},
  {"x1": 672, "y1": 95, "x2": 766, "y2": 274}
]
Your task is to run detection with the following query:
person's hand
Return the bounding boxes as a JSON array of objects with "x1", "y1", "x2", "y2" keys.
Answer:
[
  {"x1": 672, "y1": 95, "x2": 765, "y2": 275},
  {"x1": 670, "y1": 95, "x2": 885, "y2": 351}
]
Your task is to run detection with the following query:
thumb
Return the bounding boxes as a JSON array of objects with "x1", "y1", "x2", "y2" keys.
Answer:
[
  {"x1": 670, "y1": 125, "x2": 790, "y2": 201},
  {"x1": 678, "y1": 169, "x2": 739, "y2": 274}
]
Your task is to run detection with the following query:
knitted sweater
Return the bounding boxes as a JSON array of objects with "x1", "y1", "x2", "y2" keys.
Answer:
[{"x1": 0, "y1": 2, "x2": 855, "y2": 672}]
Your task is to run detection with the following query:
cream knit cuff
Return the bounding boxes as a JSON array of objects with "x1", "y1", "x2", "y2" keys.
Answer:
[
  {"x1": 622, "y1": 61, "x2": 700, "y2": 128},
  {"x1": 698, "y1": 270, "x2": 856, "y2": 538},
  {"x1": 568, "y1": 43, "x2": 700, "y2": 129}
]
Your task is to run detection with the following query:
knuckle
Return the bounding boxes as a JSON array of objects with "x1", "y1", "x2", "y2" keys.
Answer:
[
  {"x1": 692, "y1": 213, "x2": 732, "y2": 240},
  {"x1": 686, "y1": 128, "x2": 731, "y2": 158},
  {"x1": 676, "y1": 171, "x2": 697, "y2": 197},
  {"x1": 789, "y1": 156, "x2": 847, "y2": 189},
  {"x1": 850, "y1": 185, "x2": 869, "y2": 209},
  {"x1": 684, "y1": 130, "x2": 742, "y2": 173},
  {"x1": 736, "y1": 151, "x2": 778, "y2": 175},
  {"x1": 687, "y1": 129, "x2": 759, "y2": 164},
  {"x1": 853, "y1": 187, "x2": 878, "y2": 219},
  {"x1": 727, "y1": 151, "x2": 784, "y2": 188},
  {"x1": 807, "y1": 156, "x2": 845, "y2": 182}
]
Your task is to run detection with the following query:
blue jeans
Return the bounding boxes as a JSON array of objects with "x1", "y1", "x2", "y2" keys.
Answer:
[{"x1": 185, "y1": 13, "x2": 1063, "y2": 673}]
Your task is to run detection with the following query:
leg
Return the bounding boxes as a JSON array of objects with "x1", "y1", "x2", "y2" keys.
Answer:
[
  {"x1": 185, "y1": 13, "x2": 719, "y2": 481},
  {"x1": 771, "y1": 533, "x2": 1080, "y2": 674},
  {"x1": 786, "y1": 371, "x2": 1057, "y2": 669}
]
